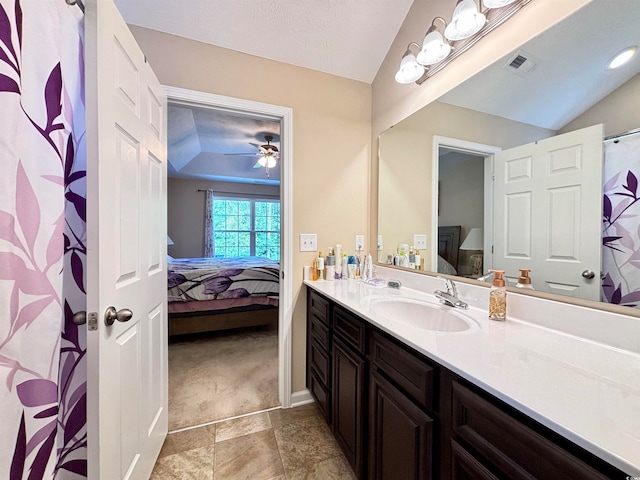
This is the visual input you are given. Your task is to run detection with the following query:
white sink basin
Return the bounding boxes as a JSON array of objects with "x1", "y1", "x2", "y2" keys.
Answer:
[{"x1": 370, "y1": 297, "x2": 477, "y2": 332}]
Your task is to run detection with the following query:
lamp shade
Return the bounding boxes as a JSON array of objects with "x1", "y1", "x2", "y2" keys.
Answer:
[
  {"x1": 167, "y1": 235, "x2": 174, "y2": 246},
  {"x1": 460, "y1": 228, "x2": 483, "y2": 250},
  {"x1": 417, "y1": 29, "x2": 451, "y2": 65},
  {"x1": 444, "y1": 0, "x2": 486, "y2": 41},
  {"x1": 258, "y1": 154, "x2": 277, "y2": 168},
  {"x1": 395, "y1": 52, "x2": 425, "y2": 84},
  {"x1": 483, "y1": 0, "x2": 517, "y2": 8}
]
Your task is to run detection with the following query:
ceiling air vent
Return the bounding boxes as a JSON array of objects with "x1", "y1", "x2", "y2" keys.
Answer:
[{"x1": 504, "y1": 50, "x2": 539, "y2": 77}]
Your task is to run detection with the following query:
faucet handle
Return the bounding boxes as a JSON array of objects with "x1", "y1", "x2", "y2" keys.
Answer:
[{"x1": 437, "y1": 276, "x2": 457, "y2": 296}]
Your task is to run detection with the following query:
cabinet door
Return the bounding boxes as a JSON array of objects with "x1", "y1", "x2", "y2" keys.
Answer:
[
  {"x1": 333, "y1": 338, "x2": 366, "y2": 478},
  {"x1": 369, "y1": 370, "x2": 433, "y2": 480},
  {"x1": 451, "y1": 440, "x2": 499, "y2": 480}
]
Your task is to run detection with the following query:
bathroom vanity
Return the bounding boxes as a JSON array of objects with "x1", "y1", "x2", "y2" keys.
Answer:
[{"x1": 305, "y1": 276, "x2": 639, "y2": 479}]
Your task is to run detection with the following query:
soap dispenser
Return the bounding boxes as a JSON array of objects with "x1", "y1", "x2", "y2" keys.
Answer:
[
  {"x1": 515, "y1": 268, "x2": 534, "y2": 290},
  {"x1": 488, "y1": 269, "x2": 506, "y2": 321}
]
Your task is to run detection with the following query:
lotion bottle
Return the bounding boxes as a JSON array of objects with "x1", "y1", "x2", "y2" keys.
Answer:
[
  {"x1": 317, "y1": 251, "x2": 324, "y2": 280},
  {"x1": 488, "y1": 269, "x2": 506, "y2": 321},
  {"x1": 515, "y1": 268, "x2": 534, "y2": 290}
]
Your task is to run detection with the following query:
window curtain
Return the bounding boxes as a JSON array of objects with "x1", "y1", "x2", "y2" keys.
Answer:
[
  {"x1": 0, "y1": 1, "x2": 87, "y2": 478},
  {"x1": 602, "y1": 133, "x2": 640, "y2": 308},
  {"x1": 204, "y1": 189, "x2": 214, "y2": 257}
]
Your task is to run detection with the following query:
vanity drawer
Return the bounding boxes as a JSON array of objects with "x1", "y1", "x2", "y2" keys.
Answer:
[
  {"x1": 309, "y1": 290, "x2": 330, "y2": 325},
  {"x1": 333, "y1": 305, "x2": 366, "y2": 355},
  {"x1": 310, "y1": 314, "x2": 331, "y2": 351},
  {"x1": 451, "y1": 381, "x2": 611, "y2": 480},
  {"x1": 309, "y1": 338, "x2": 331, "y2": 388},
  {"x1": 309, "y1": 369, "x2": 331, "y2": 424},
  {"x1": 370, "y1": 330, "x2": 435, "y2": 411}
]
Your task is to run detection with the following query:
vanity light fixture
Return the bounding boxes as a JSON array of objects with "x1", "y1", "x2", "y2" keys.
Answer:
[
  {"x1": 444, "y1": 0, "x2": 486, "y2": 41},
  {"x1": 417, "y1": 18, "x2": 452, "y2": 66},
  {"x1": 394, "y1": 43, "x2": 425, "y2": 84},
  {"x1": 395, "y1": 0, "x2": 532, "y2": 85},
  {"x1": 607, "y1": 46, "x2": 637, "y2": 70}
]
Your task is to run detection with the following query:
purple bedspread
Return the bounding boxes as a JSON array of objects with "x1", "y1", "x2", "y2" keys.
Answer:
[{"x1": 168, "y1": 256, "x2": 280, "y2": 304}]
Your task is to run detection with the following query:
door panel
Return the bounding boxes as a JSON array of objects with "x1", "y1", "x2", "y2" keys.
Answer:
[
  {"x1": 86, "y1": 0, "x2": 168, "y2": 478},
  {"x1": 492, "y1": 124, "x2": 603, "y2": 300}
]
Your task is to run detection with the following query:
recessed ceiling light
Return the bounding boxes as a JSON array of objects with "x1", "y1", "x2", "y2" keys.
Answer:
[{"x1": 607, "y1": 46, "x2": 637, "y2": 70}]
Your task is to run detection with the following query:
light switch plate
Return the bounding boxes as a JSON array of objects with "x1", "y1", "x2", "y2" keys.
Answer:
[
  {"x1": 355, "y1": 235, "x2": 365, "y2": 252},
  {"x1": 377, "y1": 235, "x2": 383, "y2": 251},
  {"x1": 299, "y1": 233, "x2": 317, "y2": 252},
  {"x1": 414, "y1": 234, "x2": 427, "y2": 250}
]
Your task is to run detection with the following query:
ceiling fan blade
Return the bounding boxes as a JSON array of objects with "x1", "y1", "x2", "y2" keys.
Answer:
[{"x1": 224, "y1": 152, "x2": 259, "y2": 156}]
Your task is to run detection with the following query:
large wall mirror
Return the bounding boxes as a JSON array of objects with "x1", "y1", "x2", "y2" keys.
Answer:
[{"x1": 378, "y1": 0, "x2": 640, "y2": 312}]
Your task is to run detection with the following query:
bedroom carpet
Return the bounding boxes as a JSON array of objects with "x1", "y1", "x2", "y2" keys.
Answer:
[{"x1": 168, "y1": 324, "x2": 279, "y2": 431}]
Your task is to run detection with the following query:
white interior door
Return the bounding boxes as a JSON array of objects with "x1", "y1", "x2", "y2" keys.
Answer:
[
  {"x1": 492, "y1": 124, "x2": 603, "y2": 300},
  {"x1": 86, "y1": 0, "x2": 168, "y2": 478}
]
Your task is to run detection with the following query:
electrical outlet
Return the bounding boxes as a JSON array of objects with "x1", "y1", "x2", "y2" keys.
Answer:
[
  {"x1": 299, "y1": 233, "x2": 317, "y2": 252},
  {"x1": 414, "y1": 234, "x2": 427, "y2": 250},
  {"x1": 355, "y1": 235, "x2": 365, "y2": 252}
]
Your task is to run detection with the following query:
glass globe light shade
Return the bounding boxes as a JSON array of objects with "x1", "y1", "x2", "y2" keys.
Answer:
[
  {"x1": 417, "y1": 30, "x2": 451, "y2": 65},
  {"x1": 483, "y1": 0, "x2": 517, "y2": 8},
  {"x1": 444, "y1": 0, "x2": 486, "y2": 41},
  {"x1": 394, "y1": 53, "x2": 425, "y2": 84},
  {"x1": 259, "y1": 155, "x2": 277, "y2": 168}
]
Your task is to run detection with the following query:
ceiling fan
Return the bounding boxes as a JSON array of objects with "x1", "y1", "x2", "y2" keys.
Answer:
[{"x1": 226, "y1": 135, "x2": 280, "y2": 177}]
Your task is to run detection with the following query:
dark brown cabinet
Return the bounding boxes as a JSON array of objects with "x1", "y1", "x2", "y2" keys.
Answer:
[
  {"x1": 369, "y1": 370, "x2": 434, "y2": 480},
  {"x1": 305, "y1": 287, "x2": 626, "y2": 480}
]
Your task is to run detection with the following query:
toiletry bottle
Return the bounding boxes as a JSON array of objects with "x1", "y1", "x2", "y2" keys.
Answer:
[
  {"x1": 488, "y1": 270, "x2": 506, "y2": 321},
  {"x1": 317, "y1": 251, "x2": 324, "y2": 280},
  {"x1": 347, "y1": 255, "x2": 356, "y2": 279},
  {"x1": 312, "y1": 257, "x2": 319, "y2": 281},
  {"x1": 515, "y1": 268, "x2": 534, "y2": 290},
  {"x1": 341, "y1": 253, "x2": 348, "y2": 279},
  {"x1": 408, "y1": 245, "x2": 416, "y2": 269},
  {"x1": 414, "y1": 249, "x2": 421, "y2": 270},
  {"x1": 326, "y1": 248, "x2": 335, "y2": 281},
  {"x1": 334, "y1": 244, "x2": 343, "y2": 279},
  {"x1": 363, "y1": 252, "x2": 374, "y2": 281}
]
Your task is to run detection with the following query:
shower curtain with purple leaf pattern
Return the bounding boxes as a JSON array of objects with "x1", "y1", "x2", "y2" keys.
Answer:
[
  {"x1": 602, "y1": 134, "x2": 640, "y2": 308},
  {"x1": 0, "y1": 1, "x2": 87, "y2": 478}
]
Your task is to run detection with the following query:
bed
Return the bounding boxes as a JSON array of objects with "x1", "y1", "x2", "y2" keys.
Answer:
[{"x1": 168, "y1": 256, "x2": 280, "y2": 335}]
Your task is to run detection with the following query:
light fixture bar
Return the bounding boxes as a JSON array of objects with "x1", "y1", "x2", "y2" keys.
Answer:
[{"x1": 414, "y1": 0, "x2": 532, "y2": 85}]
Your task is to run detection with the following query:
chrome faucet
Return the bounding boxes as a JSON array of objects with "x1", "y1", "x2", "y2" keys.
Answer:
[{"x1": 434, "y1": 277, "x2": 468, "y2": 309}]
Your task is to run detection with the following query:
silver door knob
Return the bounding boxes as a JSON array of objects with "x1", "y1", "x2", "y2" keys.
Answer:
[
  {"x1": 581, "y1": 270, "x2": 596, "y2": 279},
  {"x1": 72, "y1": 311, "x2": 87, "y2": 325},
  {"x1": 104, "y1": 306, "x2": 133, "y2": 326}
]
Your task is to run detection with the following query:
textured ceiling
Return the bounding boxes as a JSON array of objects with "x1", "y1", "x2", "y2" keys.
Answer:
[{"x1": 113, "y1": 0, "x2": 414, "y2": 83}]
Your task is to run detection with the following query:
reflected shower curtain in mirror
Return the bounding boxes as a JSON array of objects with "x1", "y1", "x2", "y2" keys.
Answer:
[
  {"x1": 602, "y1": 133, "x2": 640, "y2": 308},
  {"x1": 0, "y1": 1, "x2": 87, "y2": 478}
]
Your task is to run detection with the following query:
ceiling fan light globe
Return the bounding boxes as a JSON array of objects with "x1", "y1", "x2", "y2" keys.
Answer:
[
  {"x1": 266, "y1": 156, "x2": 277, "y2": 168},
  {"x1": 417, "y1": 31, "x2": 451, "y2": 65},
  {"x1": 258, "y1": 157, "x2": 267, "y2": 167}
]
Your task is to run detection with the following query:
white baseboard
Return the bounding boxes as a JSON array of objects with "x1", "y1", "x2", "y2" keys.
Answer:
[{"x1": 290, "y1": 389, "x2": 313, "y2": 407}]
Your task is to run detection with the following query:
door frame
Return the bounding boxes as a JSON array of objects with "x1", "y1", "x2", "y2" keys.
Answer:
[
  {"x1": 164, "y1": 86, "x2": 293, "y2": 407},
  {"x1": 431, "y1": 136, "x2": 501, "y2": 272}
]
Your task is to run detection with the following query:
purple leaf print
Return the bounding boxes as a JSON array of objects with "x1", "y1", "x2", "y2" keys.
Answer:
[
  {"x1": 71, "y1": 251, "x2": 85, "y2": 293},
  {"x1": 0, "y1": 3, "x2": 18, "y2": 67},
  {"x1": 0, "y1": 210, "x2": 22, "y2": 248},
  {"x1": 218, "y1": 288, "x2": 249, "y2": 299},
  {"x1": 46, "y1": 213, "x2": 65, "y2": 268},
  {"x1": 16, "y1": 162, "x2": 40, "y2": 256},
  {"x1": 14, "y1": 296, "x2": 55, "y2": 332},
  {"x1": 64, "y1": 135, "x2": 75, "y2": 182},
  {"x1": 203, "y1": 276, "x2": 233, "y2": 295},
  {"x1": 14, "y1": 0, "x2": 21, "y2": 46},
  {"x1": 59, "y1": 460, "x2": 87, "y2": 476},
  {"x1": 29, "y1": 427, "x2": 56, "y2": 480},
  {"x1": 10, "y1": 413, "x2": 26, "y2": 480},
  {"x1": 34, "y1": 406, "x2": 58, "y2": 419},
  {"x1": 44, "y1": 63, "x2": 63, "y2": 131},
  {"x1": 0, "y1": 72, "x2": 19, "y2": 93},
  {"x1": 26, "y1": 419, "x2": 56, "y2": 456},
  {"x1": 220, "y1": 268, "x2": 244, "y2": 277},
  {"x1": 65, "y1": 190, "x2": 86, "y2": 222},
  {"x1": 623, "y1": 170, "x2": 638, "y2": 198},
  {"x1": 603, "y1": 195, "x2": 612, "y2": 222},
  {"x1": 603, "y1": 172, "x2": 620, "y2": 192},
  {"x1": 168, "y1": 272, "x2": 187, "y2": 288},
  {"x1": 17, "y1": 379, "x2": 58, "y2": 407},
  {"x1": 0, "y1": 251, "x2": 27, "y2": 278},
  {"x1": 64, "y1": 393, "x2": 86, "y2": 444}
]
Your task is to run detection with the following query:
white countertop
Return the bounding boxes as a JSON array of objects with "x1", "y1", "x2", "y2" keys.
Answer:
[{"x1": 304, "y1": 277, "x2": 640, "y2": 476}]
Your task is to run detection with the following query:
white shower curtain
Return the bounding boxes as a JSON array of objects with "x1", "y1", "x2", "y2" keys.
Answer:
[
  {"x1": 0, "y1": 1, "x2": 87, "y2": 478},
  {"x1": 602, "y1": 132, "x2": 640, "y2": 308}
]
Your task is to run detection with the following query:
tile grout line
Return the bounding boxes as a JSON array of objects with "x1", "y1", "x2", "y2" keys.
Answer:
[{"x1": 169, "y1": 405, "x2": 282, "y2": 435}]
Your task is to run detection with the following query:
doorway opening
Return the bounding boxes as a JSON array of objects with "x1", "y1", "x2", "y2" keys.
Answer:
[
  {"x1": 164, "y1": 87, "x2": 293, "y2": 432},
  {"x1": 431, "y1": 136, "x2": 500, "y2": 277}
]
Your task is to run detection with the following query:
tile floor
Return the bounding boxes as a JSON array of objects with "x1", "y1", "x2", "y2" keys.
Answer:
[{"x1": 151, "y1": 403, "x2": 357, "y2": 480}]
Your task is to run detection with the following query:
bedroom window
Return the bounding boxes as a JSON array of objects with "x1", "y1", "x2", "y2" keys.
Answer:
[{"x1": 211, "y1": 198, "x2": 280, "y2": 260}]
